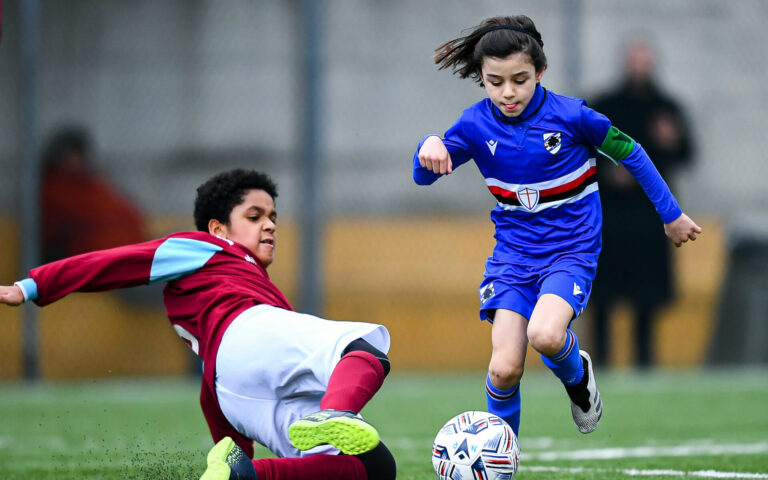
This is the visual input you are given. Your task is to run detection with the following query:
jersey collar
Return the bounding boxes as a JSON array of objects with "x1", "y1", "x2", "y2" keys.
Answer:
[{"x1": 490, "y1": 83, "x2": 547, "y2": 124}]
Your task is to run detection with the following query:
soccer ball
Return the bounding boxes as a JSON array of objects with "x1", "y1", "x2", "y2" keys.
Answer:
[{"x1": 432, "y1": 411, "x2": 520, "y2": 480}]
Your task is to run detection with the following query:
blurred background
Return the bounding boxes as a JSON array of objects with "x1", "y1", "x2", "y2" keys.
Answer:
[{"x1": 1, "y1": 0, "x2": 767, "y2": 381}]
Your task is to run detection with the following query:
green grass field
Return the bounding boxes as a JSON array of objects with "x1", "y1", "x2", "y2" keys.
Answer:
[{"x1": 0, "y1": 368, "x2": 766, "y2": 479}]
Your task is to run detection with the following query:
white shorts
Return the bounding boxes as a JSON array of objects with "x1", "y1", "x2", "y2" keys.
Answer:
[{"x1": 215, "y1": 305, "x2": 391, "y2": 458}]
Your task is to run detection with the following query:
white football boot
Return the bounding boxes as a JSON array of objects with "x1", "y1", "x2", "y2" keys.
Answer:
[{"x1": 564, "y1": 350, "x2": 603, "y2": 433}]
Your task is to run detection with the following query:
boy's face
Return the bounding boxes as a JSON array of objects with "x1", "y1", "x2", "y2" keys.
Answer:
[
  {"x1": 481, "y1": 52, "x2": 544, "y2": 118},
  {"x1": 217, "y1": 189, "x2": 277, "y2": 267}
]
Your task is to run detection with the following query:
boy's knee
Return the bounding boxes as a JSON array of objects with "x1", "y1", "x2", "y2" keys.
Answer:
[
  {"x1": 488, "y1": 359, "x2": 524, "y2": 387},
  {"x1": 527, "y1": 324, "x2": 565, "y2": 356}
]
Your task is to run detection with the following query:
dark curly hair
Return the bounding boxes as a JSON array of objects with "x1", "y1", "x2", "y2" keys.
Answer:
[
  {"x1": 193, "y1": 169, "x2": 278, "y2": 232},
  {"x1": 434, "y1": 15, "x2": 546, "y2": 86}
]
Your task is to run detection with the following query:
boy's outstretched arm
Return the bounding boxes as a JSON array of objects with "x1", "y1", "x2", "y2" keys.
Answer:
[
  {"x1": 7, "y1": 232, "x2": 224, "y2": 307},
  {"x1": 0, "y1": 285, "x2": 24, "y2": 306}
]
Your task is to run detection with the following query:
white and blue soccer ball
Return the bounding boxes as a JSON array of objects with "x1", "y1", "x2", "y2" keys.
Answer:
[{"x1": 432, "y1": 411, "x2": 520, "y2": 480}]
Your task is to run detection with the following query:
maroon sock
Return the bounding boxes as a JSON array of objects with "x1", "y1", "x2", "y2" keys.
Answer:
[
  {"x1": 252, "y1": 454, "x2": 366, "y2": 480},
  {"x1": 320, "y1": 350, "x2": 386, "y2": 413}
]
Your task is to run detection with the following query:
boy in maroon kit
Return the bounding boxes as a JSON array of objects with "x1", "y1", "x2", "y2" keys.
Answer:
[{"x1": 0, "y1": 169, "x2": 396, "y2": 480}]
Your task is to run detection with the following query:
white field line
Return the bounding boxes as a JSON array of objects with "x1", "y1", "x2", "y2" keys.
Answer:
[
  {"x1": 525, "y1": 441, "x2": 768, "y2": 461},
  {"x1": 523, "y1": 466, "x2": 768, "y2": 478},
  {"x1": 385, "y1": 438, "x2": 768, "y2": 459}
]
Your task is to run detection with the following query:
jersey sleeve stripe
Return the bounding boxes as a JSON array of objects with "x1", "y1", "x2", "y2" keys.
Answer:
[{"x1": 150, "y1": 238, "x2": 223, "y2": 283}]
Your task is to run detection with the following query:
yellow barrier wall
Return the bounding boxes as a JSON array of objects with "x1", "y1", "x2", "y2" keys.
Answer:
[
  {"x1": 325, "y1": 217, "x2": 726, "y2": 370},
  {"x1": 0, "y1": 218, "x2": 22, "y2": 378},
  {"x1": 0, "y1": 216, "x2": 724, "y2": 378}
]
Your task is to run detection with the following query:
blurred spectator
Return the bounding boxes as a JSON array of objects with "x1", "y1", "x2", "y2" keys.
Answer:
[
  {"x1": 590, "y1": 39, "x2": 694, "y2": 368},
  {"x1": 40, "y1": 126, "x2": 148, "y2": 263}
]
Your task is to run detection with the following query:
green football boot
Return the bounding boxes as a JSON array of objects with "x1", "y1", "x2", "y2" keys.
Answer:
[
  {"x1": 200, "y1": 436, "x2": 258, "y2": 480},
  {"x1": 288, "y1": 409, "x2": 380, "y2": 455}
]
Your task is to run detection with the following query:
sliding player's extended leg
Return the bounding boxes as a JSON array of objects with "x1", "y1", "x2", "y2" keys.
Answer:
[
  {"x1": 289, "y1": 338, "x2": 390, "y2": 455},
  {"x1": 200, "y1": 437, "x2": 258, "y2": 480},
  {"x1": 200, "y1": 435, "x2": 396, "y2": 480}
]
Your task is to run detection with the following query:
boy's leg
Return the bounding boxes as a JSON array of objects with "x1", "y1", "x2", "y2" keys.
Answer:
[
  {"x1": 530, "y1": 295, "x2": 584, "y2": 385},
  {"x1": 321, "y1": 338, "x2": 389, "y2": 412},
  {"x1": 477, "y1": 263, "x2": 538, "y2": 439},
  {"x1": 216, "y1": 307, "x2": 390, "y2": 458},
  {"x1": 486, "y1": 309, "x2": 528, "y2": 436},
  {"x1": 253, "y1": 441, "x2": 395, "y2": 480},
  {"x1": 528, "y1": 293, "x2": 602, "y2": 433},
  {"x1": 201, "y1": 436, "x2": 397, "y2": 480},
  {"x1": 252, "y1": 454, "x2": 366, "y2": 480},
  {"x1": 290, "y1": 339, "x2": 389, "y2": 455}
]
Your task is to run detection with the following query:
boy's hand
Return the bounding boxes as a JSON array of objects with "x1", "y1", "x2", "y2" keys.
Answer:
[
  {"x1": 0, "y1": 285, "x2": 24, "y2": 306},
  {"x1": 664, "y1": 213, "x2": 702, "y2": 248},
  {"x1": 418, "y1": 136, "x2": 453, "y2": 174}
]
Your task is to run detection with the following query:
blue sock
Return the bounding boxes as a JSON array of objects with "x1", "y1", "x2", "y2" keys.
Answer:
[
  {"x1": 541, "y1": 329, "x2": 584, "y2": 386},
  {"x1": 485, "y1": 375, "x2": 521, "y2": 436}
]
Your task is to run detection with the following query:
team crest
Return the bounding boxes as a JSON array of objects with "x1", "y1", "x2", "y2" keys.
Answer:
[
  {"x1": 480, "y1": 283, "x2": 495, "y2": 304},
  {"x1": 543, "y1": 132, "x2": 562, "y2": 154},
  {"x1": 517, "y1": 187, "x2": 540, "y2": 210}
]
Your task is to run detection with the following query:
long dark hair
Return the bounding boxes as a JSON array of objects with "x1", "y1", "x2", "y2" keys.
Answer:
[{"x1": 434, "y1": 15, "x2": 546, "y2": 85}]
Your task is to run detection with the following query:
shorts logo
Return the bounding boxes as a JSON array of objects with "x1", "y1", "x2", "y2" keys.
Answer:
[
  {"x1": 543, "y1": 132, "x2": 562, "y2": 154},
  {"x1": 573, "y1": 282, "x2": 583, "y2": 296},
  {"x1": 480, "y1": 283, "x2": 495, "y2": 304},
  {"x1": 517, "y1": 187, "x2": 539, "y2": 210}
]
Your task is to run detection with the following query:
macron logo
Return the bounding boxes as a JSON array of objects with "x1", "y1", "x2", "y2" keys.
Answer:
[
  {"x1": 485, "y1": 139, "x2": 498, "y2": 156},
  {"x1": 573, "y1": 282, "x2": 583, "y2": 296}
]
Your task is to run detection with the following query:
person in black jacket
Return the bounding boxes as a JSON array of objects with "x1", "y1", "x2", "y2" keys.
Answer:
[{"x1": 590, "y1": 38, "x2": 695, "y2": 368}]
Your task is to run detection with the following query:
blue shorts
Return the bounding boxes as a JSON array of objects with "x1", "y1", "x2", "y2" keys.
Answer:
[{"x1": 478, "y1": 256, "x2": 597, "y2": 322}]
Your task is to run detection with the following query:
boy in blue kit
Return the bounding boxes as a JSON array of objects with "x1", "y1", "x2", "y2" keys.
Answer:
[{"x1": 413, "y1": 15, "x2": 701, "y2": 439}]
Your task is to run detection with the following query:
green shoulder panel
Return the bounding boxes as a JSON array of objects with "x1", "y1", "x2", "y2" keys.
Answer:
[{"x1": 599, "y1": 125, "x2": 635, "y2": 162}]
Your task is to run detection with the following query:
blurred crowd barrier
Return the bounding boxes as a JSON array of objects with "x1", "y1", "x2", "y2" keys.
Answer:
[{"x1": 0, "y1": 215, "x2": 725, "y2": 379}]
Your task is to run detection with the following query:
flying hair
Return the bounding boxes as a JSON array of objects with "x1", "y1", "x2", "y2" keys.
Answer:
[{"x1": 434, "y1": 15, "x2": 547, "y2": 85}]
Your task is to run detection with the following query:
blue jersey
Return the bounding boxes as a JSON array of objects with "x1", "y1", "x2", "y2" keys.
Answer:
[{"x1": 413, "y1": 84, "x2": 682, "y2": 267}]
